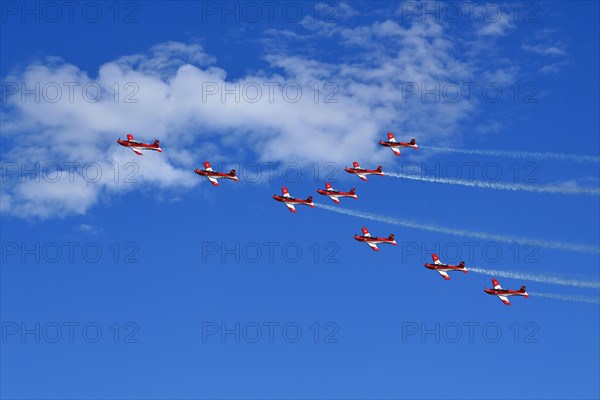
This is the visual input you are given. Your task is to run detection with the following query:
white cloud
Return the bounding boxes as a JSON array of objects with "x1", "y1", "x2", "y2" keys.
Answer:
[
  {"x1": 1, "y1": 18, "x2": 516, "y2": 219},
  {"x1": 476, "y1": 11, "x2": 514, "y2": 37},
  {"x1": 77, "y1": 224, "x2": 99, "y2": 234},
  {"x1": 12, "y1": 177, "x2": 100, "y2": 219},
  {"x1": 539, "y1": 61, "x2": 569, "y2": 74},
  {"x1": 521, "y1": 43, "x2": 566, "y2": 56}
]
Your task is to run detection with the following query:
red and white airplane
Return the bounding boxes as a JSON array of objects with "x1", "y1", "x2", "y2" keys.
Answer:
[
  {"x1": 484, "y1": 279, "x2": 528, "y2": 306},
  {"x1": 345, "y1": 162, "x2": 384, "y2": 181},
  {"x1": 273, "y1": 187, "x2": 315, "y2": 213},
  {"x1": 379, "y1": 132, "x2": 418, "y2": 156},
  {"x1": 117, "y1": 134, "x2": 162, "y2": 155},
  {"x1": 316, "y1": 182, "x2": 358, "y2": 204},
  {"x1": 424, "y1": 254, "x2": 468, "y2": 280},
  {"x1": 353, "y1": 227, "x2": 397, "y2": 252},
  {"x1": 194, "y1": 162, "x2": 238, "y2": 186}
]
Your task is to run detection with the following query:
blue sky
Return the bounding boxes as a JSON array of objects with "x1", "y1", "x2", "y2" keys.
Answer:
[{"x1": 1, "y1": 1, "x2": 599, "y2": 399}]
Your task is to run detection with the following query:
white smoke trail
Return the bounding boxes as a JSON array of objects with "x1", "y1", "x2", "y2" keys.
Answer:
[
  {"x1": 529, "y1": 292, "x2": 600, "y2": 304},
  {"x1": 315, "y1": 203, "x2": 600, "y2": 254},
  {"x1": 387, "y1": 172, "x2": 600, "y2": 196},
  {"x1": 420, "y1": 145, "x2": 600, "y2": 164},
  {"x1": 469, "y1": 267, "x2": 599, "y2": 289}
]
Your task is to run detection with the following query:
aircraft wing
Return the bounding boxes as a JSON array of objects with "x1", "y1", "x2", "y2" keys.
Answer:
[
  {"x1": 492, "y1": 279, "x2": 502, "y2": 290},
  {"x1": 498, "y1": 295, "x2": 511, "y2": 305},
  {"x1": 285, "y1": 203, "x2": 296, "y2": 213},
  {"x1": 131, "y1": 147, "x2": 143, "y2": 155},
  {"x1": 366, "y1": 242, "x2": 380, "y2": 252},
  {"x1": 204, "y1": 162, "x2": 213, "y2": 172},
  {"x1": 391, "y1": 147, "x2": 401, "y2": 156},
  {"x1": 208, "y1": 177, "x2": 219, "y2": 186},
  {"x1": 329, "y1": 196, "x2": 341, "y2": 204},
  {"x1": 282, "y1": 187, "x2": 291, "y2": 198},
  {"x1": 357, "y1": 174, "x2": 367, "y2": 181},
  {"x1": 437, "y1": 270, "x2": 451, "y2": 280}
]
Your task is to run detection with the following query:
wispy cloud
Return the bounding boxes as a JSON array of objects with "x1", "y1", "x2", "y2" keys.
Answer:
[
  {"x1": 77, "y1": 223, "x2": 99, "y2": 234},
  {"x1": 1, "y1": 15, "x2": 521, "y2": 219},
  {"x1": 477, "y1": 12, "x2": 514, "y2": 37},
  {"x1": 521, "y1": 43, "x2": 566, "y2": 56},
  {"x1": 521, "y1": 30, "x2": 569, "y2": 74},
  {"x1": 538, "y1": 60, "x2": 570, "y2": 74}
]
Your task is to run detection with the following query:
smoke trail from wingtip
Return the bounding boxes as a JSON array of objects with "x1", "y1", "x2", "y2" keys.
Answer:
[
  {"x1": 315, "y1": 203, "x2": 600, "y2": 254},
  {"x1": 387, "y1": 172, "x2": 600, "y2": 196},
  {"x1": 420, "y1": 146, "x2": 600, "y2": 164},
  {"x1": 469, "y1": 267, "x2": 600, "y2": 289},
  {"x1": 529, "y1": 292, "x2": 600, "y2": 304}
]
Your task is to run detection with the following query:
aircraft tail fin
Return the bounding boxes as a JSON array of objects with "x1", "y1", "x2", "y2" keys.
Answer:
[
  {"x1": 410, "y1": 139, "x2": 416, "y2": 145},
  {"x1": 230, "y1": 169, "x2": 236, "y2": 176},
  {"x1": 154, "y1": 139, "x2": 160, "y2": 147},
  {"x1": 350, "y1": 188, "x2": 356, "y2": 194},
  {"x1": 377, "y1": 165, "x2": 383, "y2": 172},
  {"x1": 307, "y1": 195, "x2": 313, "y2": 203}
]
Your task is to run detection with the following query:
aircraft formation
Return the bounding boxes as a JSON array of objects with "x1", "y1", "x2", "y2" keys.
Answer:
[{"x1": 117, "y1": 132, "x2": 528, "y2": 306}]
